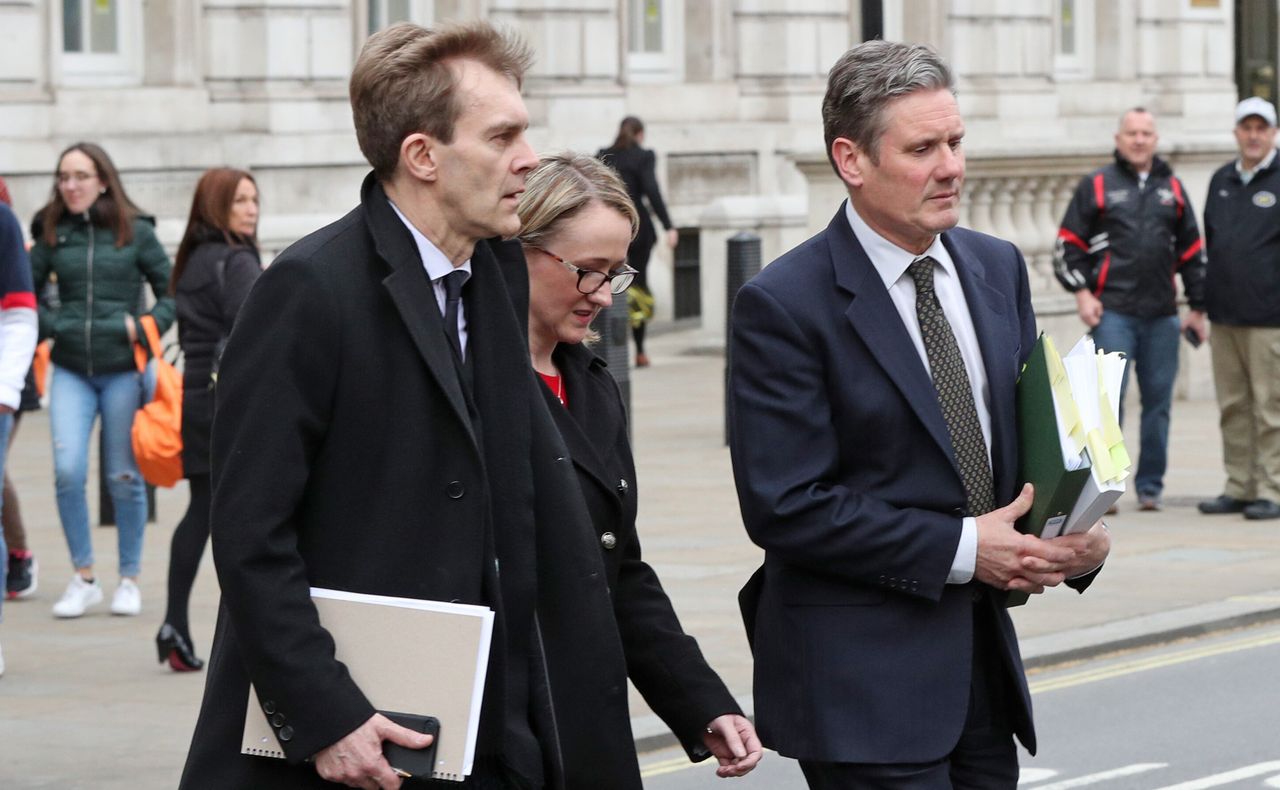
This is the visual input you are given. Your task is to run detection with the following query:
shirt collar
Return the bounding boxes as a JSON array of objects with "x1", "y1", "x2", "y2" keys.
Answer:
[
  {"x1": 844, "y1": 199, "x2": 955, "y2": 291},
  {"x1": 387, "y1": 198, "x2": 472, "y2": 283},
  {"x1": 1236, "y1": 147, "x2": 1277, "y2": 180}
]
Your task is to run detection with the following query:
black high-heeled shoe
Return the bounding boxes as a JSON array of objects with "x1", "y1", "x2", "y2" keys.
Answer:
[{"x1": 155, "y1": 623, "x2": 204, "y2": 672}]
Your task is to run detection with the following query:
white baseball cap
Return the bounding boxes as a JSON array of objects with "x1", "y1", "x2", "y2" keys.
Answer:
[{"x1": 1235, "y1": 96, "x2": 1277, "y2": 127}]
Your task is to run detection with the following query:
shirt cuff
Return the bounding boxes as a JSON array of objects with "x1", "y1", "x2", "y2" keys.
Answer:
[{"x1": 947, "y1": 517, "x2": 977, "y2": 584}]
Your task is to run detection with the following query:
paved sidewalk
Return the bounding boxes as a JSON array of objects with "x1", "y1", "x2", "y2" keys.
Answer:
[{"x1": 1, "y1": 328, "x2": 1277, "y2": 788}]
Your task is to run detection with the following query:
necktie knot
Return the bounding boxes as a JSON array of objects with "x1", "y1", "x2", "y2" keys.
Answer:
[
  {"x1": 443, "y1": 269, "x2": 468, "y2": 302},
  {"x1": 908, "y1": 257, "x2": 936, "y2": 298}
]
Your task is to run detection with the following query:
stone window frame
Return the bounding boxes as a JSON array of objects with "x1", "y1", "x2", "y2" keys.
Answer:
[
  {"x1": 1052, "y1": 0, "x2": 1095, "y2": 80},
  {"x1": 358, "y1": 0, "x2": 432, "y2": 35},
  {"x1": 626, "y1": 0, "x2": 684, "y2": 84},
  {"x1": 56, "y1": 0, "x2": 144, "y2": 86}
]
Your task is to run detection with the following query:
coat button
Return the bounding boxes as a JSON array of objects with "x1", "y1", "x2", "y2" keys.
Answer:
[
  {"x1": 271, "y1": 713, "x2": 287, "y2": 728},
  {"x1": 278, "y1": 725, "x2": 295, "y2": 742},
  {"x1": 262, "y1": 700, "x2": 277, "y2": 715},
  {"x1": 600, "y1": 532, "x2": 617, "y2": 550},
  {"x1": 446, "y1": 481, "x2": 465, "y2": 499},
  {"x1": 616, "y1": 478, "x2": 629, "y2": 496},
  {"x1": 952, "y1": 507, "x2": 965, "y2": 517}
]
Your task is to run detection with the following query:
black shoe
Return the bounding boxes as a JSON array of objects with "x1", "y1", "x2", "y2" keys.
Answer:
[
  {"x1": 155, "y1": 623, "x2": 204, "y2": 672},
  {"x1": 1243, "y1": 499, "x2": 1280, "y2": 520},
  {"x1": 5, "y1": 552, "x2": 37, "y2": 599},
  {"x1": 1198, "y1": 495, "x2": 1252, "y2": 515}
]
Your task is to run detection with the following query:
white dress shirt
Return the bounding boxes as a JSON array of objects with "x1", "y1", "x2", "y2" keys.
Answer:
[
  {"x1": 844, "y1": 200, "x2": 992, "y2": 584},
  {"x1": 388, "y1": 199, "x2": 472, "y2": 355}
]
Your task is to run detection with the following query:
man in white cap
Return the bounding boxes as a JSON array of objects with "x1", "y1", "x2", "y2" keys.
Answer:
[{"x1": 1198, "y1": 97, "x2": 1280, "y2": 521}]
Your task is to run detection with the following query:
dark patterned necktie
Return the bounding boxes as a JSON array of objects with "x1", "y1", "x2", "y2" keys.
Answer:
[
  {"x1": 908, "y1": 257, "x2": 994, "y2": 516},
  {"x1": 442, "y1": 269, "x2": 467, "y2": 362}
]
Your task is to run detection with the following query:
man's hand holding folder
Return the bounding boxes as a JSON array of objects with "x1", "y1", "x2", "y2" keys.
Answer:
[
  {"x1": 313, "y1": 713, "x2": 435, "y2": 790},
  {"x1": 974, "y1": 483, "x2": 1112, "y2": 597}
]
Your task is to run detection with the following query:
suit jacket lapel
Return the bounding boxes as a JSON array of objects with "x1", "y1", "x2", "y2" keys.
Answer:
[
  {"x1": 943, "y1": 232, "x2": 1017, "y2": 495},
  {"x1": 362, "y1": 176, "x2": 475, "y2": 444},
  {"x1": 828, "y1": 206, "x2": 959, "y2": 472}
]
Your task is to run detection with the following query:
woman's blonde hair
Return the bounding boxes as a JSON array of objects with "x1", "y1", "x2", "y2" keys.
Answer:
[{"x1": 517, "y1": 152, "x2": 639, "y2": 247}]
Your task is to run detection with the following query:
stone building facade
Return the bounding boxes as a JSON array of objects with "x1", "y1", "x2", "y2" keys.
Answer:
[{"x1": 0, "y1": 1, "x2": 1253, "y2": 393}]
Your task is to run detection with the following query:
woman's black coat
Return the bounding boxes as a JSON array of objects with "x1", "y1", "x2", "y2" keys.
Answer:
[
  {"x1": 597, "y1": 145, "x2": 673, "y2": 275},
  {"x1": 540, "y1": 342, "x2": 743, "y2": 760},
  {"x1": 173, "y1": 236, "x2": 260, "y2": 475}
]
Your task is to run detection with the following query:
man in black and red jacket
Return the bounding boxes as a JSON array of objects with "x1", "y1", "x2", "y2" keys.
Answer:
[{"x1": 1054, "y1": 107, "x2": 1207, "y2": 512}]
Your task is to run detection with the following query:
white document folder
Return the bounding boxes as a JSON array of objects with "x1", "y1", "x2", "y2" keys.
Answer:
[{"x1": 240, "y1": 587, "x2": 494, "y2": 782}]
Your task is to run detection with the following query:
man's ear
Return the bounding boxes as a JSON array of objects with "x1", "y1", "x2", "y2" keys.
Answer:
[
  {"x1": 831, "y1": 137, "x2": 865, "y2": 188},
  {"x1": 399, "y1": 133, "x2": 438, "y2": 183}
]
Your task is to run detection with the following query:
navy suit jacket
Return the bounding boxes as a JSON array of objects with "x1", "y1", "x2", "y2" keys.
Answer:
[{"x1": 729, "y1": 204, "x2": 1041, "y2": 763}]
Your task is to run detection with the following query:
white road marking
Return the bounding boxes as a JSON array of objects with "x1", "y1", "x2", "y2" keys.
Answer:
[
  {"x1": 1150, "y1": 761, "x2": 1280, "y2": 789},
  {"x1": 1031, "y1": 763, "x2": 1167, "y2": 789},
  {"x1": 1018, "y1": 767, "x2": 1059, "y2": 785}
]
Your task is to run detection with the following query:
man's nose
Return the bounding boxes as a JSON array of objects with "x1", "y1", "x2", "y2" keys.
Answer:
[
  {"x1": 513, "y1": 135, "x2": 538, "y2": 174},
  {"x1": 936, "y1": 146, "x2": 964, "y2": 179}
]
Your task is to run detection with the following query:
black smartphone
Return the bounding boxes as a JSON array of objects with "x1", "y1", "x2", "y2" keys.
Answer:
[
  {"x1": 381, "y1": 711, "x2": 440, "y2": 780},
  {"x1": 1183, "y1": 326, "x2": 1202, "y2": 348}
]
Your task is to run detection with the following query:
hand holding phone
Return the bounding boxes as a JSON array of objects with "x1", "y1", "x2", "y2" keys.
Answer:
[
  {"x1": 381, "y1": 711, "x2": 440, "y2": 779},
  {"x1": 1183, "y1": 326, "x2": 1202, "y2": 348}
]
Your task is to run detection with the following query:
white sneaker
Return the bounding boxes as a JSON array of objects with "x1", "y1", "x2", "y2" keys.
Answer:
[
  {"x1": 110, "y1": 578, "x2": 141, "y2": 616},
  {"x1": 51, "y1": 575, "x2": 104, "y2": 618}
]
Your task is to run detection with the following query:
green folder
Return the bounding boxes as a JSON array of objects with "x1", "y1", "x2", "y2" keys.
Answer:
[{"x1": 1007, "y1": 334, "x2": 1092, "y2": 607}]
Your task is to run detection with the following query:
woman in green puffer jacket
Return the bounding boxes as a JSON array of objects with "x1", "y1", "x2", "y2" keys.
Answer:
[{"x1": 29, "y1": 142, "x2": 174, "y2": 621}]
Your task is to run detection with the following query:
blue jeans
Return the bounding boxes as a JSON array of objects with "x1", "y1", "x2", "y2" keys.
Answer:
[
  {"x1": 1091, "y1": 311, "x2": 1181, "y2": 498},
  {"x1": 0, "y1": 411, "x2": 12, "y2": 622},
  {"x1": 50, "y1": 365, "x2": 148, "y2": 578}
]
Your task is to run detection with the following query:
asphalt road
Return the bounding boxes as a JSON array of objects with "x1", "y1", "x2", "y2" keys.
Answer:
[{"x1": 640, "y1": 623, "x2": 1280, "y2": 789}]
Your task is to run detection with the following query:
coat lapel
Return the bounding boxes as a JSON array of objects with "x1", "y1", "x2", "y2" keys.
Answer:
[
  {"x1": 552, "y1": 346, "x2": 621, "y2": 501},
  {"x1": 943, "y1": 232, "x2": 1017, "y2": 495},
  {"x1": 361, "y1": 176, "x2": 475, "y2": 443},
  {"x1": 828, "y1": 206, "x2": 960, "y2": 472}
]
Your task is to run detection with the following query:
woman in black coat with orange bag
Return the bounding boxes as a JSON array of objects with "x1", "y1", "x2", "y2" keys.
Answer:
[
  {"x1": 516, "y1": 152, "x2": 762, "y2": 779},
  {"x1": 155, "y1": 167, "x2": 262, "y2": 671}
]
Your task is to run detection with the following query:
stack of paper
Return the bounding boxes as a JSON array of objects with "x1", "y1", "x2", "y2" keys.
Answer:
[
  {"x1": 1050, "y1": 336, "x2": 1131, "y2": 537},
  {"x1": 1014, "y1": 333, "x2": 1130, "y2": 540}
]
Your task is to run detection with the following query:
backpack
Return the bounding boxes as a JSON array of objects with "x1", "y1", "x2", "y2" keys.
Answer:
[{"x1": 131, "y1": 314, "x2": 183, "y2": 487}]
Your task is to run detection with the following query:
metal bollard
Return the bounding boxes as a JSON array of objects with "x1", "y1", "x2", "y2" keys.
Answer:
[
  {"x1": 594, "y1": 296, "x2": 632, "y2": 435},
  {"x1": 725, "y1": 232, "x2": 762, "y2": 445}
]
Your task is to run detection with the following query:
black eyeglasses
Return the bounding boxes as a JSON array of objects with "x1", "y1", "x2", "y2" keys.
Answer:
[{"x1": 526, "y1": 245, "x2": 638, "y2": 295}]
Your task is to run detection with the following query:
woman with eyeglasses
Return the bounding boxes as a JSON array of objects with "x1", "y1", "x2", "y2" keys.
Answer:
[
  {"x1": 155, "y1": 168, "x2": 262, "y2": 672},
  {"x1": 30, "y1": 142, "x2": 174, "y2": 620},
  {"x1": 516, "y1": 152, "x2": 762, "y2": 779}
]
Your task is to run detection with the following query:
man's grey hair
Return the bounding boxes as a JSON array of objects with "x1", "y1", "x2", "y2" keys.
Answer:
[
  {"x1": 822, "y1": 39, "x2": 954, "y2": 173},
  {"x1": 1118, "y1": 106, "x2": 1153, "y2": 129}
]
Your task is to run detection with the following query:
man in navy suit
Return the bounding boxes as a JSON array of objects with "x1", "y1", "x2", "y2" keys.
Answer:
[{"x1": 728, "y1": 40, "x2": 1111, "y2": 787}]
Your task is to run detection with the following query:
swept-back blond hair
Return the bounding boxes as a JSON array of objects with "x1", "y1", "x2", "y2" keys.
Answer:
[{"x1": 517, "y1": 152, "x2": 639, "y2": 247}]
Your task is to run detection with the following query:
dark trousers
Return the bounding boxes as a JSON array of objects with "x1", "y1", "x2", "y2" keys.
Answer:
[{"x1": 799, "y1": 600, "x2": 1019, "y2": 789}]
